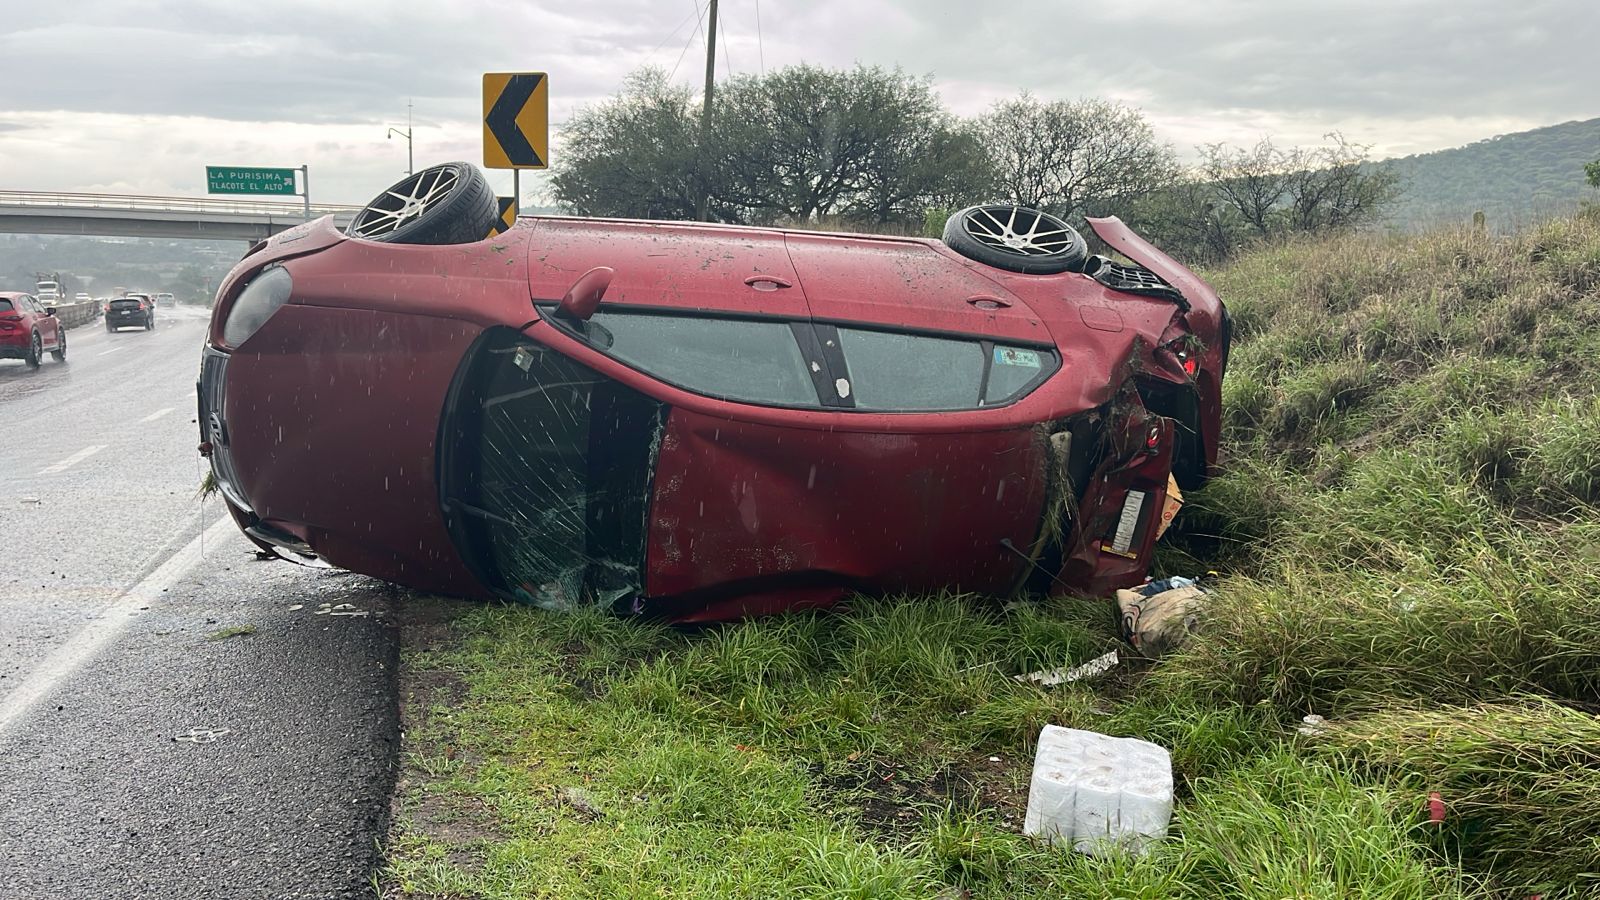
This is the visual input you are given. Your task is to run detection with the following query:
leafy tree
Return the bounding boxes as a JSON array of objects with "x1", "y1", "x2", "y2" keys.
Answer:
[
  {"x1": 1587, "y1": 159, "x2": 1600, "y2": 189},
  {"x1": 716, "y1": 65, "x2": 990, "y2": 226},
  {"x1": 973, "y1": 94, "x2": 1178, "y2": 218},
  {"x1": 553, "y1": 65, "x2": 988, "y2": 228},
  {"x1": 549, "y1": 70, "x2": 707, "y2": 221}
]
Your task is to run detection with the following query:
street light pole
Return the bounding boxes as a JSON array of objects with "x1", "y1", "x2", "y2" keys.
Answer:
[{"x1": 387, "y1": 100, "x2": 414, "y2": 176}]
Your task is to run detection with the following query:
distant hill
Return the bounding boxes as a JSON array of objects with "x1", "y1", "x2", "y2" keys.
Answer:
[{"x1": 1377, "y1": 117, "x2": 1600, "y2": 232}]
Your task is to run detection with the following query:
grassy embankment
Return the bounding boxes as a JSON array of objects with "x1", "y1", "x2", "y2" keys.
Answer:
[{"x1": 382, "y1": 209, "x2": 1600, "y2": 899}]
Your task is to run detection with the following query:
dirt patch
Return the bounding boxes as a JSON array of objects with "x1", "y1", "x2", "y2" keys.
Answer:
[
  {"x1": 813, "y1": 752, "x2": 1030, "y2": 838},
  {"x1": 384, "y1": 593, "x2": 505, "y2": 897}
]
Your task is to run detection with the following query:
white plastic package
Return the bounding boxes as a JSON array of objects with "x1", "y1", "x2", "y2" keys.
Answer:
[{"x1": 1022, "y1": 725, "x2": 1173, "y2": 855}]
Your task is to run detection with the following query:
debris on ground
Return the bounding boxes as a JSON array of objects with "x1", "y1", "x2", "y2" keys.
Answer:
[
  {"x1": 1116, "y1": 576, "x2": 1210, "y2": 657},
  {"x1": 1023, "y1": 725, "x2": 1173, "y2": 855},
  {"x1": 1014, "y1": 650, "x2": 1120, "y2": 687},
  {"x1": 1297, "y1": 714, "x2": 1328, "y2": 737},
  {"x1": 556, "y1": 785, "x2": 603, "y2": 821}
]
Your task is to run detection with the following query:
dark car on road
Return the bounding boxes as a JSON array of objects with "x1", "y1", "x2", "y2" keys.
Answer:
[
  {"x1": 0, "y1": 291, "x2": 67, "y2": 367},
  {"x1": 199, "y1": 162, "x2": 1228, "y2": 622},
  {"x1": 106, "y1": 295, "x2": 155, "y2": 331}
]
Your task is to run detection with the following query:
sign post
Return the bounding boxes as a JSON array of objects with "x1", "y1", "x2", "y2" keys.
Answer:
[
  {"x1": 482, "y1": 71, "x2": 549, "y2": 219},
  {"x1": 205, "y1": 165, "x2": 313, "y2": 218}
]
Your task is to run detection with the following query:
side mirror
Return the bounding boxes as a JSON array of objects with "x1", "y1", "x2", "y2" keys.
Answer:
[
  {"x1": 44, "y1": 307, "x2": 57, "y2": 316},
  {"x1": 557, "y1": 266, "x2": 614, "y2": 321}
]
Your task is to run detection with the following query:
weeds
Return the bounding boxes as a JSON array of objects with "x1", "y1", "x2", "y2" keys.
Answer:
[{"x1": 385, "y1": 212, "x2": 1600, "y2": 898}]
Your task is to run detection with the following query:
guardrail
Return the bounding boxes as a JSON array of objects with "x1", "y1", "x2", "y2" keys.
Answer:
[
  {"x1": 50, "y1": 300, "x2": 99, "y2": 329},
  {"x1": 0, "y1": 190, "x2": 361, "y2": 219}
]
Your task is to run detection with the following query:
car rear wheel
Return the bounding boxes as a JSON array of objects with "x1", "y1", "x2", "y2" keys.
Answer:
[
  {"x1": 942, "y1": 204, "x2": 1088, "y2": 275},
  {"x1": 346, "y1": 161, "x2": 497, "y2": 245},
  {"x1": 51, "y1": 329, "x2": 65, "y2": 362},
  {"x1": 25, "y1": 332, "x2": 41, "y2": 368}
]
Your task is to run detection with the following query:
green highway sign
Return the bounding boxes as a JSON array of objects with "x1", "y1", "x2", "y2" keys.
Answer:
[{"x1": 206, "y1": 166, "x2": 299, "y2": 195}]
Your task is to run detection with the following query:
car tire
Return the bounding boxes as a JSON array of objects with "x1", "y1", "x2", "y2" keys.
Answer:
[
  {"x1": 346, "y1": 161, "x2": 497, "y2": 245},
  {"x1": 51, "y1": 329, "x2": 65, "y2": 362},
  {"x1": 942, "y1": 204, "x2": 1088, "y2": 275},
  {"x1": 25, "y1": 331, "x2": 41, "y2": 368}
]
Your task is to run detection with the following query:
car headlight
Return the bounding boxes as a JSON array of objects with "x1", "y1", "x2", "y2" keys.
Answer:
[{"x1": 222, "y1": 266, "x2": 293, "y2": 347}]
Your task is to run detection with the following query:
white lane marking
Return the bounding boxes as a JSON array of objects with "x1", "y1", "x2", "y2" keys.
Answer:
[
  {"x1": 37, "y1": 445, "x2": 105, "y2": 475},
  {"x1": 142, "y1": 406, "x2": 175, "y2": 423},
  {"x1": 0, "y1": 516, "x2": 236, "y2": 734},
  {"x1": 96, "y1": 346, "x2": 124, "y2": 357}
]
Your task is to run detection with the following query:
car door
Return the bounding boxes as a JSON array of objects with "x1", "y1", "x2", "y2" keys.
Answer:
[{"x1": 28, "y1": 296, "x2": 59, "y2": 349}]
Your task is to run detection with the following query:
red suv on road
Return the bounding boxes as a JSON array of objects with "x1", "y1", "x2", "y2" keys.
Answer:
[
  {"x1": 200, "y1": 163, "x2": 1228, "y2": 622},
  {"x1": 0, "y1": 292, "x2": 66, "y2": 367}
]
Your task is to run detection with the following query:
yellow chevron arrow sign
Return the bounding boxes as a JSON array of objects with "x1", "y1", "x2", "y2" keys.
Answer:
[{"x1": 483, "y1": 72, "x2": 549, "y2": 170}]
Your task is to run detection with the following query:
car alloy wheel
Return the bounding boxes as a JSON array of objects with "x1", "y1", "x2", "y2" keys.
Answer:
[
  {"x1": 346, "y1": 161, "x2": 497, "y2": 245},
  {"x1": 942, "y1": 204, "x2": 1088, "y2": 275}
]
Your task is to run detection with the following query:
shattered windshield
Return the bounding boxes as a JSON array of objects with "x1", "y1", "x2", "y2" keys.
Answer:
[{"x1": 442, "y1": 329, "x2": 665, "y2": 612}]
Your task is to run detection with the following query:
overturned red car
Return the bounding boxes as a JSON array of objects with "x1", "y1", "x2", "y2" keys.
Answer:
[{"x1": 199, "y1": 162, "x2": 1228, "y2": 622}]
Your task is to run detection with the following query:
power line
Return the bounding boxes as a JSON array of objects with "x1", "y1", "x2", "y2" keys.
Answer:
[
  {"x1": 755, "y1": 0, "x2": 765, "y2": 74},
  {"x1": 668, "y1": 0, "x2": 707, "y2": 82},
  {"x1": 648, "y1": 6, "x2": 701, "y2": 63}
]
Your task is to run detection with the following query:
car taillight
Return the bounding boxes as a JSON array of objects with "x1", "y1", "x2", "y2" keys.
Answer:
[{"x1": 1167, "y1": 341, "x2": 1199, "y2": 377}]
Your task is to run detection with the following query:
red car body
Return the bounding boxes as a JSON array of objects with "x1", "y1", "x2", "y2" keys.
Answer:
[
  {"x1": 0, "y1": 292, "x2": 65, "y2": 365},
  {"x1": 200, "y1": 214, "x2": 1227, "y2": 621}
]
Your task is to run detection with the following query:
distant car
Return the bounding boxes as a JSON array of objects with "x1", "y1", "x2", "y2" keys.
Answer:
[
  {"x1": 106, "y1": 295, "x2": 155, "y2": 331},
  {"x1": 155, "y1": 292, "x2": 175, "y2": 307},
  {"x1": 200, "y1": 162, "x2": 1228, "y2": 622},
  {"x1": 0, "y1": 292, "x2": 67, "y2": 367},
  {"x1": 74, "y1": 292, "x2": 91, "y2": 303}
]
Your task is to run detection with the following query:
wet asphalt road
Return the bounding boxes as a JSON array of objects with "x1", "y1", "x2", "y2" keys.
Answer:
[{"x1": 0, "y1": 308, "x2": 399, "y2": 898}]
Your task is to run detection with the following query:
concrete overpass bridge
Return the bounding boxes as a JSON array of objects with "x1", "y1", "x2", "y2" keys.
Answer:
[{"x1": 0, "y1": 191, "x2": 360, "y2": 242}]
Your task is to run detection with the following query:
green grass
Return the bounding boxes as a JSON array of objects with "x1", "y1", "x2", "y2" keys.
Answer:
[{"x1": 383, "y1": 210, "x2": 1600, "y2": 899}]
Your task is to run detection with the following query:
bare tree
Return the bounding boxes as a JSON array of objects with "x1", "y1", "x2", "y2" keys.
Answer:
[
  {"x1": 1137, "y1": 134, "x2": 1401, "y2": 263},
  {"x1": 1200, "y1": 139, "x2": 1290, "y2": 235},
  {"x1": 974, "y1": 94, "x2": 1178, "y2": 218},
  {"x1": 1284, "y1": 135, "x2": 1401, "y2": 232}
]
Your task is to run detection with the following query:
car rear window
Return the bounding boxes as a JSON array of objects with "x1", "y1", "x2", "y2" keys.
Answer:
[
  {"x1": 0, "y1": 300, "x2": 11, "y2": 313},
  {"x1": 541, "y1": 307, "x2": 1057, "y2": 412}
]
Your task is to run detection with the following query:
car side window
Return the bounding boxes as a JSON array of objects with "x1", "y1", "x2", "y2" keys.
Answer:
[
  {"x1": 835, "y1": 329, "x2": 985, "y2": 410},
  {"x1": 547, "y1": 309, "x2": 820, "y2": 408},
  {"x1": 541, "y1": 307, "x2": 1057, "y2": 412}
]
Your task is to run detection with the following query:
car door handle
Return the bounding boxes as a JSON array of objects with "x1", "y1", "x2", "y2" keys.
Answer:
[{"x1": 744, "y1": 275, "x2": 793, "y2": 291}]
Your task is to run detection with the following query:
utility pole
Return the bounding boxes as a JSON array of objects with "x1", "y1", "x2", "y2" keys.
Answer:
[
  {"x1": 694, "y1": 0, "x2": 719, "y2": 221},
  {"x1": 387, "y1": 99, "x2": 414, "y2": 176}
]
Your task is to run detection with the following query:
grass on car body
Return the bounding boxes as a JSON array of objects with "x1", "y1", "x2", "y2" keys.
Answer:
[{"x1": 383, "y1": 209, "x2": 1600, "y2": 899}]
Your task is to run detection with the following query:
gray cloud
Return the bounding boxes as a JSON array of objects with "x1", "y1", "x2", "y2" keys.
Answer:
[{"x1": 0, "y1": 0, "x2": 1594, "y2": 202}]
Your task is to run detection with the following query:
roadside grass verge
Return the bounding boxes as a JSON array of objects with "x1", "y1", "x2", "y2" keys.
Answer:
[{"x1": 384, "y1": 209, "x2": 1600, "y2": 898}]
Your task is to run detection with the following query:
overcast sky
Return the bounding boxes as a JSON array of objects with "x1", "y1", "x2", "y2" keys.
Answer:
[{"x1": 0, "y1": 0, "x2": 1595, "y2": 206}]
